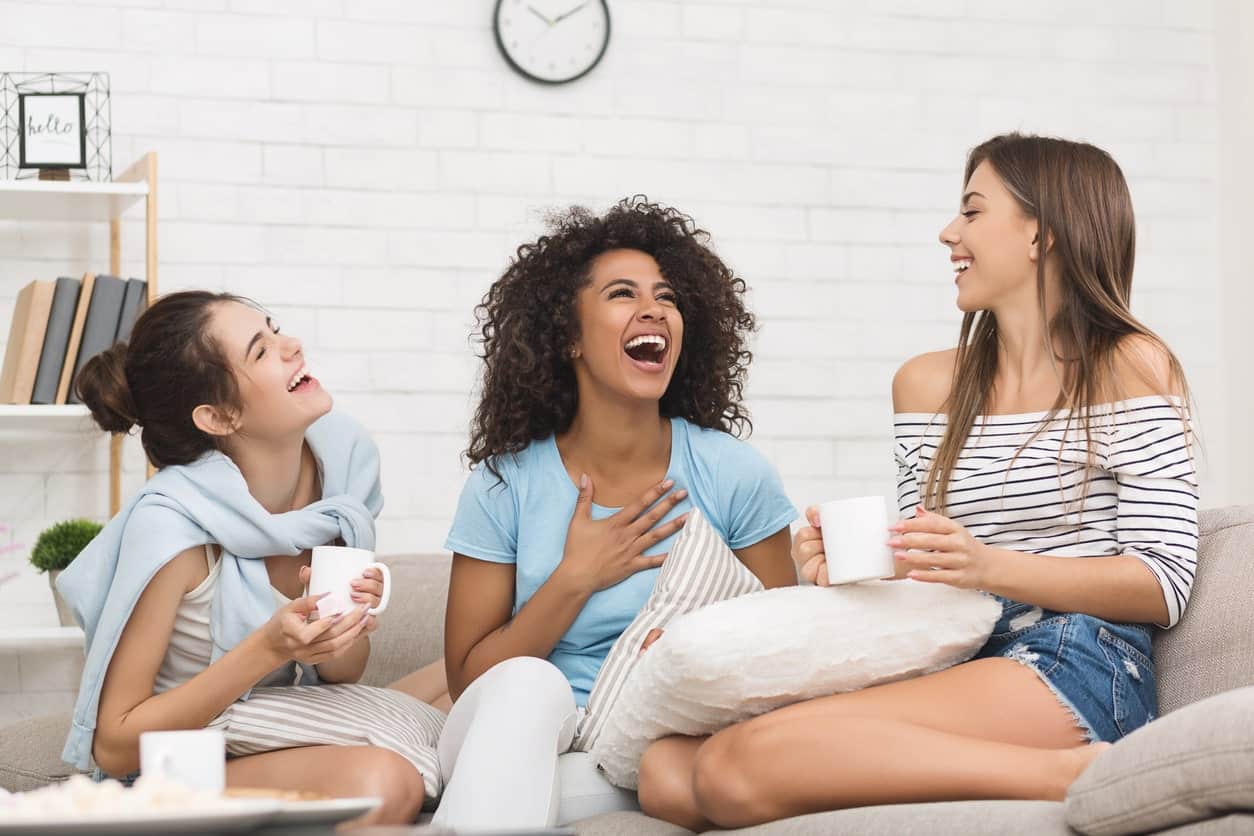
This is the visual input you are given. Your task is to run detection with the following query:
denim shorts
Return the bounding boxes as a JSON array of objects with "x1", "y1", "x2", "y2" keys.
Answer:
[{"x1": 974, "y1": 596, "x2": 1158, "y2": 743}]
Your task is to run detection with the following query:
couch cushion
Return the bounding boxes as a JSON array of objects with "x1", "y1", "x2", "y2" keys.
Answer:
[
  {"x1": 1155, "y1": 815, "x2": 1254, "y2": 835},
  {"x1": 360, "y1": 553, "x2": 450, "y2": 687},
  {"x1": 1154, "y1": 505, "x2": 1254, "y2": 714},
  {"x1": 714, "y1": 800, "x2": 1071, "y2": 835},
  {"x1": 1064, "y1": 686, "x2": 1254, "y2": 835},
  {"x1": 573, "y1": 801, "x2": 1071, "y2": 836},
  {"x1": 0, "y1": 712, "x2": 82, "y2": 793},
  {"x1": 575, "y1": 811, "x2": 694, "y2": 835}
]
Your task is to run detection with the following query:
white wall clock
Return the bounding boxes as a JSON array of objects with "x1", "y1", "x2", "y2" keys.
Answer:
[{"x1": 493, "y1": 0, "x2": 611, "y2": 85}]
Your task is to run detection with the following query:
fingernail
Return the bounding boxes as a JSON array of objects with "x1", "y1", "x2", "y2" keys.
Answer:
[
  {"x1": 895, "y1": 552, "x2": 907, "y2": 560},
  {"x1": 677, "y1": 489, "x2": 688, "y2": 499},
  {"x1": 580, "y1": 473, "x2": 588, "y2": 488},
  {"x1": 662, "y1": 479, "x2": 674, "y2": 489},
  {"x1": 887, "y1": 538, "x2": 901, "y2": 547}
]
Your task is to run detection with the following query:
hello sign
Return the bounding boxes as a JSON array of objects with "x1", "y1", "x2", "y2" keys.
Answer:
[
  {"x1": 0, "y1": 73, "x2": 111, "y2": 181},
  {"x1": 19, "y1": 92, "x2": 86, "y2": 169}
]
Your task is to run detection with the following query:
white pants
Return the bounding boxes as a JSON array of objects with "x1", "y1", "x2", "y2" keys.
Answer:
[{"x1": 432, "y1": 656, "x2": 637, "y2": 830}]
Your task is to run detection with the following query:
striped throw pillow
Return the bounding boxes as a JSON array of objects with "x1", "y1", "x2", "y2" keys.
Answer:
[{"x1": 574, "y1": 508, "x2": 762, "y2": 754}]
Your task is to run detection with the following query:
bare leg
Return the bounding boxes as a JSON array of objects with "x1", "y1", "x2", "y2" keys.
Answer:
[
  {"x1": 226, "y1": 745, "x2": 426, "y2": 827},
  {"x1": 637, "y1": 736, "x2": 711, "y2": 832},
  {"x1": 388, "y1": 658, "x2": 452, "y2": 713},
  {"x1": 647, "y1": 658, "x2": 1103, "y2": 829}
]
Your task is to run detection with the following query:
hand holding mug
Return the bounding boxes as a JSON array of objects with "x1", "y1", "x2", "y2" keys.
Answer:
[
  {"x1": 888, "y1": 505, "x2": 992, "y2": 589},
  {"x1": 307, "y1": 546, "x2": 391, "y2": 619},
  {"x1": 792, "y1": 506, "x2": 828, "y2": 586},
  {"x1": 264, "y1": 592, "x2": 373, "y2": 666},
  {"x1": 795, "y1": 496, "x2": 897, "y2": 586},
  {"x1": 350, "y1": 566, "x2": 385, "y2": 609}
]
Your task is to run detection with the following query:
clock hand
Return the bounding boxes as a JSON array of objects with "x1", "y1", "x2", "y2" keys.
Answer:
[
  {"x1": 552, "y1": 1, "x2": 589, "y2": 24},
  {"x1": 527, "y1": 4, "x2": 554, "y2": 25}
]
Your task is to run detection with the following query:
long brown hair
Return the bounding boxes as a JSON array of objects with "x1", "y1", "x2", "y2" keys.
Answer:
[{"x1": 924, "y1": 133, "x2": 1190, "y2": 512}]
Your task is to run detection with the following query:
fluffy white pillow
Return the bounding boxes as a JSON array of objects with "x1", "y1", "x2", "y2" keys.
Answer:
[{"x1": 586, "y1": 513, "x2": 1001, "y2": 789}]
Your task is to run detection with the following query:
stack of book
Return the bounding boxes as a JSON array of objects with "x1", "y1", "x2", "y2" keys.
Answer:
[{"x1": 0, "y1": 274, "x2": 148, "y2": 405}]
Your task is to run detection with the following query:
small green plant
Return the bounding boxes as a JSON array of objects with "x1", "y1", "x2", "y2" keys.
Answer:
[{"x1": 29, "y1": 519, "x2": 103, "y2": 573}]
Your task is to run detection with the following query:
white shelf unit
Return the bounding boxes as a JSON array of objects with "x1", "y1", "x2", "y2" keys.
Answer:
[
  {"x1": 0, "y1": 626, "x2": 83, "y2": 651},
  {"x1": 0, "y1": 154, "x2": 158, "y2": 515},
  {"x1": 0, "y1": 404, "x2": 92, "y2": 433},
  {"x1": 0, "y1": 179, "x2": 148, "y2": 222}
]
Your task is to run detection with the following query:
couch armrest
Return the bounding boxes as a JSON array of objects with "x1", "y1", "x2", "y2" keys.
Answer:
[
  {"x1": 1065, "y1": 686, "x2": 1254, "y2": 835},
  {"x1": 0, "y1": 712, "x2": 83, "y2": 793}
]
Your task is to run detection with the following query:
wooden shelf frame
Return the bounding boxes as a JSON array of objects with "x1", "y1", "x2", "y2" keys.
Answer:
[{"x1": 1, "y1": 153, "x2": 158, "y2": 515}]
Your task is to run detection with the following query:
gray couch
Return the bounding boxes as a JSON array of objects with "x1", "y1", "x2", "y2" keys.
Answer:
[{"x1": 3, "y1": 505, "x2": 1253, "y2": 834}]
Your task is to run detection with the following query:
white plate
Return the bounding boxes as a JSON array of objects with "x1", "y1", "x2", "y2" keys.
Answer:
[
  {"x1": 0, "y1": 798, "x2": 281, "y2": 834},
  {"x1": 269, "y1": 796, "x2": 382, "y2": 825}
]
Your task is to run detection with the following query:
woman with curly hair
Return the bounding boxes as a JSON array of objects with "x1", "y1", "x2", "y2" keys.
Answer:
[{"x1": 432, "y1": 197, "x2": 798, "y2": 829}]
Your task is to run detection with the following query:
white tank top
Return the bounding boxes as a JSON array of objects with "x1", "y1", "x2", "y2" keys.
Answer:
[{"x1": 153, "y1": 545, "x2": 299, "y2": 694}]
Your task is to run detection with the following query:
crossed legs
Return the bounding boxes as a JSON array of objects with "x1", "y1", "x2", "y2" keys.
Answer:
[{"x1": 638, "y1": 657, "x2": 1106, "y2": 831}]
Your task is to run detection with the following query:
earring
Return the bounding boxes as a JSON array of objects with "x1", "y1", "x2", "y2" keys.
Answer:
[{"x1": 569, "y1": 347, "x2": 580, "y2": 360}]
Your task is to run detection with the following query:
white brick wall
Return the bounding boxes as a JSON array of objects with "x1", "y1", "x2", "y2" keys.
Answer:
[{"x1": 0, "y1": 0, "x2": 1229, "y2": 656}]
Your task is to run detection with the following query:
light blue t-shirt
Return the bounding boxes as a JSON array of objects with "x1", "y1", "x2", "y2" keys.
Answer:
[{"x1": 444, "y1": 417, "x2": 797, "y2": 706}]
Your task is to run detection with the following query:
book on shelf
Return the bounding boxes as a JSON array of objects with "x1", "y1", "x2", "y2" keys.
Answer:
[
  {"x1": 2, "y1": 273, "x2": 149, "y2": 407},
  {"x1": 66, "y1": 274, "x2": 127, "y2": 405},
  {"x1": 54, "y1": 273, "x2": 96, "y2": 405},
  {"x1": 114, "y1": 278, "x2": 147, "y2": 344},
  {"x1": 30, "y1": 277, "x2": 82, "y2": 405},
  {"x1": 0, "y1": 280, "x2": 56, "y2": 405}
]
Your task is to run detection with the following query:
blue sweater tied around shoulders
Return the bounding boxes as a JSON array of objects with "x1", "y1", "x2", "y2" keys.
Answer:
[{"x1": 56, "y1": 410, "x2": 383, "y2": 770}]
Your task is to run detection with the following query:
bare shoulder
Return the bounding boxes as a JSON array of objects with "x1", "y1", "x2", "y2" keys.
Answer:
[
  {"x1": 1112, "y1": 334, "x2": 1183, "y2": 399},
  {"x1": 892, "y1": 349, "x2": 958, "y2": 414},
  {"x1": 144, "y1": 545, "x2": 210, "y2": 598}
]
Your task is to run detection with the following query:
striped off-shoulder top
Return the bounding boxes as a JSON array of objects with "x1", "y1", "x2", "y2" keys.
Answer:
[{"x1": 894, "y1": 395, "x2": 1198, "y2": 627}]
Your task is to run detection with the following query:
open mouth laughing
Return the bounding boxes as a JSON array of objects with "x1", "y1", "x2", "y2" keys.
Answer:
[
  {"x1": 623, "y1": 333, "x2": 669, "y2": 372},
  {"x1": 286, "y1": 365, "x2": 317, "y2": 393}
]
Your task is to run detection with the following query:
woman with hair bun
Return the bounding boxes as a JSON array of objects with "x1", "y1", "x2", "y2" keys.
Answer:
[{"x1": 60, "y1": 291, "x2": 447, "y2": 826}]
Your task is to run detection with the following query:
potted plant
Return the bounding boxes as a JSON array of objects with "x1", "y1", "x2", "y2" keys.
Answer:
[{"x1": 29, "y1": 519, "x2": 102, "y2": 628}]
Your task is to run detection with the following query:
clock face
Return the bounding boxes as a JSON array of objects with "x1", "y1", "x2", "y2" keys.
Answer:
[{"x1": 494, "y1": 0, "x2": 611, "y2": 84}]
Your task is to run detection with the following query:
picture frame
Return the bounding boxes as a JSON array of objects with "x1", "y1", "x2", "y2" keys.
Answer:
[
  {"x1": 0, "y1": 72, "x2": 111, "y2": 181},
  {"x1": 18, "y1": 92, "x2": 86, "y2": 170}
]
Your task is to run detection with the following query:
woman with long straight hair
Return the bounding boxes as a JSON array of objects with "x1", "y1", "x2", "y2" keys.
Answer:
[{"x1": 637, "y1": 133, "x2": 1198, "y2": 830}]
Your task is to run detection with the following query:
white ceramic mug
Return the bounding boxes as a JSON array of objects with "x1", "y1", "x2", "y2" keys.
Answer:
[
  {"x1": 139, "y1": 729, "x2": 225, "y2": 792},
  {"x1": 308, "y1": 545, "x2": 392, "y2": 619},
  {"x1": 817, "y1": 495, "x2": 897, "y2": 585}
]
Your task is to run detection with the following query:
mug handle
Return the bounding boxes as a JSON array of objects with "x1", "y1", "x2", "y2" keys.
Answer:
[{"x1": 366, "y1": 562, "x2": 391, "y2": 615}]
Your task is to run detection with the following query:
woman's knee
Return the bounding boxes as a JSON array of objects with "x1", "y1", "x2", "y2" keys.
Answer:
[
  {"x1": 691, "y1": 727, "x2": 772, "y2": 828},
  {"x1": 355, "y1": 748, "x2": 427, "y2": 823},
  {"x1": 477, "y1": 656, "x2": 573, "y2": 710},
  {"x1": 637, "y1": 739, "x2": 693, "y2": 820}
]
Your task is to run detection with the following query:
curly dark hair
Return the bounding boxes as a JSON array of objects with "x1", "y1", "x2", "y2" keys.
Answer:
[{"x1": 467, "y1": 196, "x2": 757, "y2": 479}]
